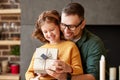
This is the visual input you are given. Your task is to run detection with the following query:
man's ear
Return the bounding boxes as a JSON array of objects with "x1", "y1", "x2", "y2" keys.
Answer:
[{"x1": 81, "y1": 19, "x2": 86, "y2": 29}]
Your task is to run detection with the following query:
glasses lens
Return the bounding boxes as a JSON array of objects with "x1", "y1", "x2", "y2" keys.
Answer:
[
  {"x1": 69, "y1": 26, "x2": 76, "y2": 30},
  {"x1": 60, "y1": 23, "x2": 75, "y2": 30}
]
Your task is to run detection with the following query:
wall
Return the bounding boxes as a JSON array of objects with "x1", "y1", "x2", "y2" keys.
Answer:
[
  {"x1": 20, "y1": 0, "x2": 120, "y2": 25},
  {"x1": 20, "y1": 0, "x2": 120, "y2": 80}
]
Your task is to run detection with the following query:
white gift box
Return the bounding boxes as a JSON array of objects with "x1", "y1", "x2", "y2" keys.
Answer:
[{"x1": 33, "y1": 48, "x2": 58, "y2": 73}]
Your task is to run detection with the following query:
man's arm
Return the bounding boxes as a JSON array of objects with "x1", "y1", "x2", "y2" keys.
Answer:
[
  {"x1": 72, "y1": 74, "x2": 96, "y2": 80},
  {"x1": 46, "y1": 60, "x2": 96, "y2": 80}
]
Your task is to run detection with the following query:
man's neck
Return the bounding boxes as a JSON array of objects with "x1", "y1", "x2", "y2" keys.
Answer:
[
  {"x1": 72, "y1": 30, "x2": 83, "y2": 42},
  {"x1": 72, "y1": 36, "x2": 81, "y2": 42}
]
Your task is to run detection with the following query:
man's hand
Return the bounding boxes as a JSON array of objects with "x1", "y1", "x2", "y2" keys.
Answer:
[
  {"x1": 72, "y1": 74, "x2": 96, "y2": 80},
  {"x1": 29, "y1": 75, "x2": 40, "y2": 80},
  {"x1": 45, "y1": 60, "x2": 72, "y2": 80},
  {"x1": 39, "y1": 73, "x2": 48, "y2": 77},
  {"x1": 46, "y1": 68, "x2": 67, "y2": 80},
  {"x1": 52, "y1": 60, "x2": 72, "y2": 73}
]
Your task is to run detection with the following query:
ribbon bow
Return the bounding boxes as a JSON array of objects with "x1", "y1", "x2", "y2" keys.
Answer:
[{"x1": 41, "y1": 52, "x2": 52, "y2": 60}]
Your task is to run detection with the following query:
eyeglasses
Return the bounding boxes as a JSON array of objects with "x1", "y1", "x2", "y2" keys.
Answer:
[{"x1": 60, "y1": 20, "x2": 83, "y2": 31}]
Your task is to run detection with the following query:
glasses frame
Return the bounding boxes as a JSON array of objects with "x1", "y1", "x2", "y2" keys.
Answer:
[{"x1": 60, "y1": 19, "x2": 83, "y2": 31}]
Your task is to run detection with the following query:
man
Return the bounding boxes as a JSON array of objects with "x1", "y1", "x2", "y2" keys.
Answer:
[{"x1": 46, "y1": 2, "x2": 108, "y2": 80}]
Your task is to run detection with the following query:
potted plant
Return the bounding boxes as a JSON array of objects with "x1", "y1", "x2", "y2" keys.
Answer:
[{"x1": 11, "y1": 45, "x2": 20, "y2": 56}]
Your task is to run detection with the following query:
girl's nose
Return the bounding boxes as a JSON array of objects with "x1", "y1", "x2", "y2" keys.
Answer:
[{"x1": 48, "y1": 31, "x2": 52, "y2": 36}]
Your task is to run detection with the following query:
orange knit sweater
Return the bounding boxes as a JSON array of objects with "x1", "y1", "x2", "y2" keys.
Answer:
[{"x1": 25, "y1": 41, "x2": 83, "y2": 80}]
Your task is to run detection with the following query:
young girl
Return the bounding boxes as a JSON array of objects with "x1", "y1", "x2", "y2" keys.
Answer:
[{"x1": 25, "y1": 10, "x2": 83, "y2": 80}]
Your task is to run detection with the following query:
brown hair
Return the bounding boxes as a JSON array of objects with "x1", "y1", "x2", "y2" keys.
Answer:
[
  {"x1": 62, "y1": 2, "x2": 84, "y2": 19},
  {"x1": 32, "y1": 10, "x2": 62, "y2": 43}
]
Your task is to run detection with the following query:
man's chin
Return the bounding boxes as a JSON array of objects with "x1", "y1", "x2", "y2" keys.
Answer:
[{"x1": 64, "y1": 36, "x2": 73, "y2": 40}]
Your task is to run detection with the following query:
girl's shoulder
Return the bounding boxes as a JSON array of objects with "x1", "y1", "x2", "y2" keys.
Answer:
[{"x1": 62, "y1": 40, "x2": 76, "y2": 46}]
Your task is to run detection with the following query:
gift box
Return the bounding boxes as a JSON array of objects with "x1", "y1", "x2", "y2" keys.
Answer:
[{"x1": 33, "y1": 48, "x2": 58, "y2": 73}]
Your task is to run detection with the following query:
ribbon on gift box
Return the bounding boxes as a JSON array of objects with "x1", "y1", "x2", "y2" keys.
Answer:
[
  {"x1": 41, "y1": 52, "x2": 52, "y2": 60},
  {"x1": 41, "y1": 54, "x2": 48, "y2": 60}
]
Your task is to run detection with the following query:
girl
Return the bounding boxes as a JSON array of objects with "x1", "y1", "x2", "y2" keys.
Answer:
[{"x1": 25, "y1": 10, "x2": 83, "y2": 80}]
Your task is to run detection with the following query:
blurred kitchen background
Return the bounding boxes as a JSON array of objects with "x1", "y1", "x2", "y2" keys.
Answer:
[
  {"x1": 0, "y1": 0, "x2": 20, "y2": 80},
  {"x1": 0, "y1": 0, "x2": 120, "y2": 80}
]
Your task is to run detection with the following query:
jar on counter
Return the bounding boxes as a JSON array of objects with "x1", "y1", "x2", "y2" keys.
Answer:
[
  {"x1": 10, "y1": 63, "x2": 19, "y2": 74},
  {"x1": 1, "y1": 60, "x2": 8, "y2": 73}
]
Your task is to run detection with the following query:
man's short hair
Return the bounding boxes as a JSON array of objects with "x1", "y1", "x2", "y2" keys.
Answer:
[{"x1": 62, "y1": 2, "x2": 84, "y2": 19}]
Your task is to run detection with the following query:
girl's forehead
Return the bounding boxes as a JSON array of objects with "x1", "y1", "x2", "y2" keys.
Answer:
[{"x1": 41, "y1": 22, "x2": 58, "y2": 29}]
